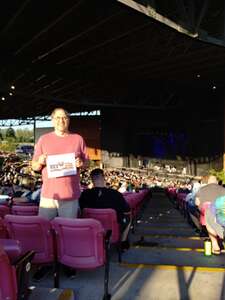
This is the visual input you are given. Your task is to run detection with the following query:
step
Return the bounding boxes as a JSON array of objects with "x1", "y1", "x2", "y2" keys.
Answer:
[
  {"x1": 130, "y1": 236, "x2": 204, "y2": 249},
  {"x1": 120, "y1": 247, "x2": 225, "y2": 269},
  {"x1": 135, "y1": 227, "x2": 196, "y2": 236},
  {"x1": 136, "y1": 221, "x2": 192, "y2": 229}
]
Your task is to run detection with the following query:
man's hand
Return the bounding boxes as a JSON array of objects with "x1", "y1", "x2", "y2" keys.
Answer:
[
  {"x1": 195, "y1": 197, "x2": 200, "y2": 207},
  {"x1": 75, "y1": 157, "x2": 83, "y2": 168},
  {"x1": 38, "y1": 154, "x2": 47, "y2": 166},
  {"x1": 32, "y1": 154, "x2": 47, "y2": 171}
]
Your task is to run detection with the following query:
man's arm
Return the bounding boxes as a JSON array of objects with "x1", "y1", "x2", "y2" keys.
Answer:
[
  {"x1": 31, "y1": 154, "x2": 47, "y2": 172},
  {"x1": 75, "y1": 157, "x2": 89, "y2": 169},
  {"x1": 78, "y1": 190, "x2": 89, "y2": 211},
  {"x1": 195, "y1": 196, "x2": 200, "y2": 207}
]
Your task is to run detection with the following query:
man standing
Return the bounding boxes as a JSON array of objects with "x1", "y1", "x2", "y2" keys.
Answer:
[{"x1": 32, "y1": 108, "x2": 88, "y2": 220}]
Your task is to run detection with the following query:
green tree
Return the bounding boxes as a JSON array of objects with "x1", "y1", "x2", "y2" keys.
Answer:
[
  {"x1": 15, "y1": 128, "x2": 33, "y2": 142},
  {"x1": 5, "y1": 127, "x2": 16, "y2": 139}
]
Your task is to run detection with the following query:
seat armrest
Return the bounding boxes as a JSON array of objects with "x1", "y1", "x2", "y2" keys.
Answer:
[{"x1": 13, "y1": 251, "x2": 35, "y2": 300}]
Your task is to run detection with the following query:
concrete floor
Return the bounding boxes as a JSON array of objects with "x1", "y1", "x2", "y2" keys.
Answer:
[{"x1": 32, "y1": 191, "x2": 225, "y2": 300}]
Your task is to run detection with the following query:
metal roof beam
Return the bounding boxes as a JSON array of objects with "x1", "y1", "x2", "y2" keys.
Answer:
[{"x1": 117, "y1": 0, "x2": 225, "y2": 47}]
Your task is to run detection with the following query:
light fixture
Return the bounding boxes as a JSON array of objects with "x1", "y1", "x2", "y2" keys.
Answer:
[
  {"x1": 9, "y1": 92, "x2": 13, "y2": 96},
  {"x1": 10, "y1": 85, "x2": 15, "y2": 90},
  {"x1": 212, "y1": 85, "x2": 216, "y2": 90},
  {"x1": 197, "y1": 74, "x2": 200, "y2": 78},
  {"x1": 1, "y1": 97, "x2": 5, "y2": 101}
]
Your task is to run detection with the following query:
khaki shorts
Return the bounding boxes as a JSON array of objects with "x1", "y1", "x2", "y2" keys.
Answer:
[{"x1": 39, "y1": 197, "x2": 79, "y2": 220}]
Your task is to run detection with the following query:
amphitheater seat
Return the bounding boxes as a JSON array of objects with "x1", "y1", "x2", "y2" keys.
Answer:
[
  {"x1": 4, "y1": 215, "x2": 57, "y2": 287},
  {"x1": 82, "y1": 208, "x2": 122, "y2": 262},
  {"x1": 0, "y1": 246, "x2": 75, "y2": 300},
  {"x1": 0, "y1": 246, "x2": 17, "y2": 300},
  {"x1": 52, "y1": 217, "x2": 111, "y2": 300},
  {"x1": 11, "y1": 205, "x2": 39, "y2": 216},
  {"x1": 0, "y1": 239, "x2": 22, "y2": 262},
  {"x1": 0, "y1": 205, "x2": 11, "y2": 218},
  {"x1": 0, "y1": 217, "x2": 8, "y2": 238},
  {"x1": 200, "y1": 202, "x2": 211, "y2": 226}
]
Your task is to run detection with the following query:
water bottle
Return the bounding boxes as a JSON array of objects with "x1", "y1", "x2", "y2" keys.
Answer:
[{"x1": 204, "y1": 239, "x2": 212, "y2": 256}]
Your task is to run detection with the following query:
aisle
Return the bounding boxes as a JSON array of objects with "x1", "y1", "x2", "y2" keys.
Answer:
[{"x1": 122, "y1": 190, "x2": 225, "y2": 270}]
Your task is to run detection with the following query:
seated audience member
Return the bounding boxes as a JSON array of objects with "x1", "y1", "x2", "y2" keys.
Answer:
[
  {"x1": 195, "y1": 175, "x2": 225, "y2": 209},
  {"x1": 186, "y1": 181, "x2": 202, "y2": 229},
  {"x1": 19, "y1": 188, "x2": 41, "y2": 204},
  {"x1": 118, "y1": 181, "x2": 128, "y2": 193},
  {"x1": 194, "y1": 175, "x2": 225, "y2": 240},
  {"x1": 79, "y1": 168, "x2": 131, "y2": 244},
  {"x1": 205, "y1": 195, "x2": 225, "y2": 254},
  {"x1": 12, "y1": 179, "x2": 41, "y2": 204}
]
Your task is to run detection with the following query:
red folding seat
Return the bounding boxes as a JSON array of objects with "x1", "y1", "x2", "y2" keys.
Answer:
[
  {"x1": 0, "y1": 246, "x2": 17, "y2": 300},
  {"x1": 0, "y1": 217, "x2": 8, "y2": 238},
  {"x1": 0, "y1": 239, "x2": 22, "y2": 262},
  {"x1": 11, "y1": 205, "x2": 39, "y2": 216},
  {"x1": 123, "y1": 194, "x2": 140, "y2": 233},
  {"x1": 4, "y1": 215, "x2": 57, "y2": 286},
  {"x1": 200, "y1": 201, "x2": 211, "y2": 226},
  {"x1": 176, "y1": 192, "x2": 187, "y2": 214},
  {"x1": 12, "y1": 198, "x2": 37, "y2": 206},
  {"x1": 0, "y1": 244, "x2": 75, "y2": 300},
  {"x1": 52, "y1": 217, "x2": 111, "y2": 300},
  {"x1": 4, "y1": 215, "x2": 54, "y2": 263},
  {"x1": 82, "y1": 208, "x2": 122, "y2": 262},
  {"x1": 0, "y1": 205, "x2": 11, "y2": 218}
]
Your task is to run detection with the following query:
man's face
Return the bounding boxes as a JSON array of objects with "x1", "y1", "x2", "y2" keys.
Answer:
[{"x1": 52, "y1": 109, "x2": 70, "y2": 133}]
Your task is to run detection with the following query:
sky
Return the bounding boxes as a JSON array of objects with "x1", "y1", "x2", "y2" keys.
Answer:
[
  {"x1": 0, "y1": 110, "x2": 101, "y2": 131},
  {"x1": 0, "y1": 120, "x2": 53, "y2": 131}
]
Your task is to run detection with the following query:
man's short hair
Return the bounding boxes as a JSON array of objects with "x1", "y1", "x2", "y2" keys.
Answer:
[
  {"x1": 51, "y1": 108, "x2": 70, "y2": 119},
  {"x1": 90, "y1": 168, "x2": 104, "y2": 179}
]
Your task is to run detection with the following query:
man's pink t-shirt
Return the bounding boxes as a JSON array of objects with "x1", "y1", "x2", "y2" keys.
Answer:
[{"x1": 33, "y1": 132, "x2": 88, "y2": 201}]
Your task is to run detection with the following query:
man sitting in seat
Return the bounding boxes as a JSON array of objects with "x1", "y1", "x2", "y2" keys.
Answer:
[{"x1": 79, "y1": 168, "x2": 131, "y2": 246}]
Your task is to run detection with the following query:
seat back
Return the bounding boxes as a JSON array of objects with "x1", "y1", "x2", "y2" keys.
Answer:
[
  {"x1": 200, "y1": 201, "x2": 211, "y2": 226},
  {"x1": 52, "y1": 217, "x2": 105, "y2": 269},
  {"x1": 11, "y1": 205, "x2": 39, "y2": 216},
  {"x1": 0, "y1": 205, "x2": 11, "y2": 218},
  {"x1": 0, "y1": 217, "x2": 8, "y2": 238},
  {"x1": 4, "y1": 215, "x2": 54, "y2": 264},
  {"x1": 0, "y1": 239, "x2": 22, "y2": 262},
  {"x1": 0, "y1": 246, "x2": 17, "y2": 300},
  {"x1": 83, "y1": 208, "x2": 120, "y2": 243}
]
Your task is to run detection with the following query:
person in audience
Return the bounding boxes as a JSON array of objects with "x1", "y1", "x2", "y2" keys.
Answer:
[
  {"x1": 195, "y1": 175, "x2": 225, "y2": 208},
  {"x1": 194, "y1": 175, "x2": 225, "y2": 245},
  {"x1": 185, "y1": 180, "x2": 202, "y2": 229},
  {"x1": 205, "y1": 195, "x2": 225, "y2": 254},
  {"x1": 32, "y1": 107, "x2": 89, "y2": 220},
  {"x1": 79, "y1": 168, "x2": 131, "y2": 246},
  {"x1": 12, "y1": 178, "x2": 41, "y2": 204},
  {"x1": 118, "y1": 181, "x2": 128, "y2": 193}
]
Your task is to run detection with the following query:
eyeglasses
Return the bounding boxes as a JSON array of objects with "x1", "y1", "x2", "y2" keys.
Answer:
[{"x1": 54, "y1": 116, "x2": 69, "y2": 121}]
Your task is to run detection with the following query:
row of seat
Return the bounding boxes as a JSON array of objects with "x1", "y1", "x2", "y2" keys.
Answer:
[
  {"x1": 0, "y1": 189, "x2": 150, "y2": 300},
  {"x1": 0, "y1": 216, "x2": 111, "y2": 300},
  {"x1": 166, "y1": 187, "x2": 210, "y2": 230},
  {"x1": 0, "y1": 204, "x2": 39, "y2": 218}
]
